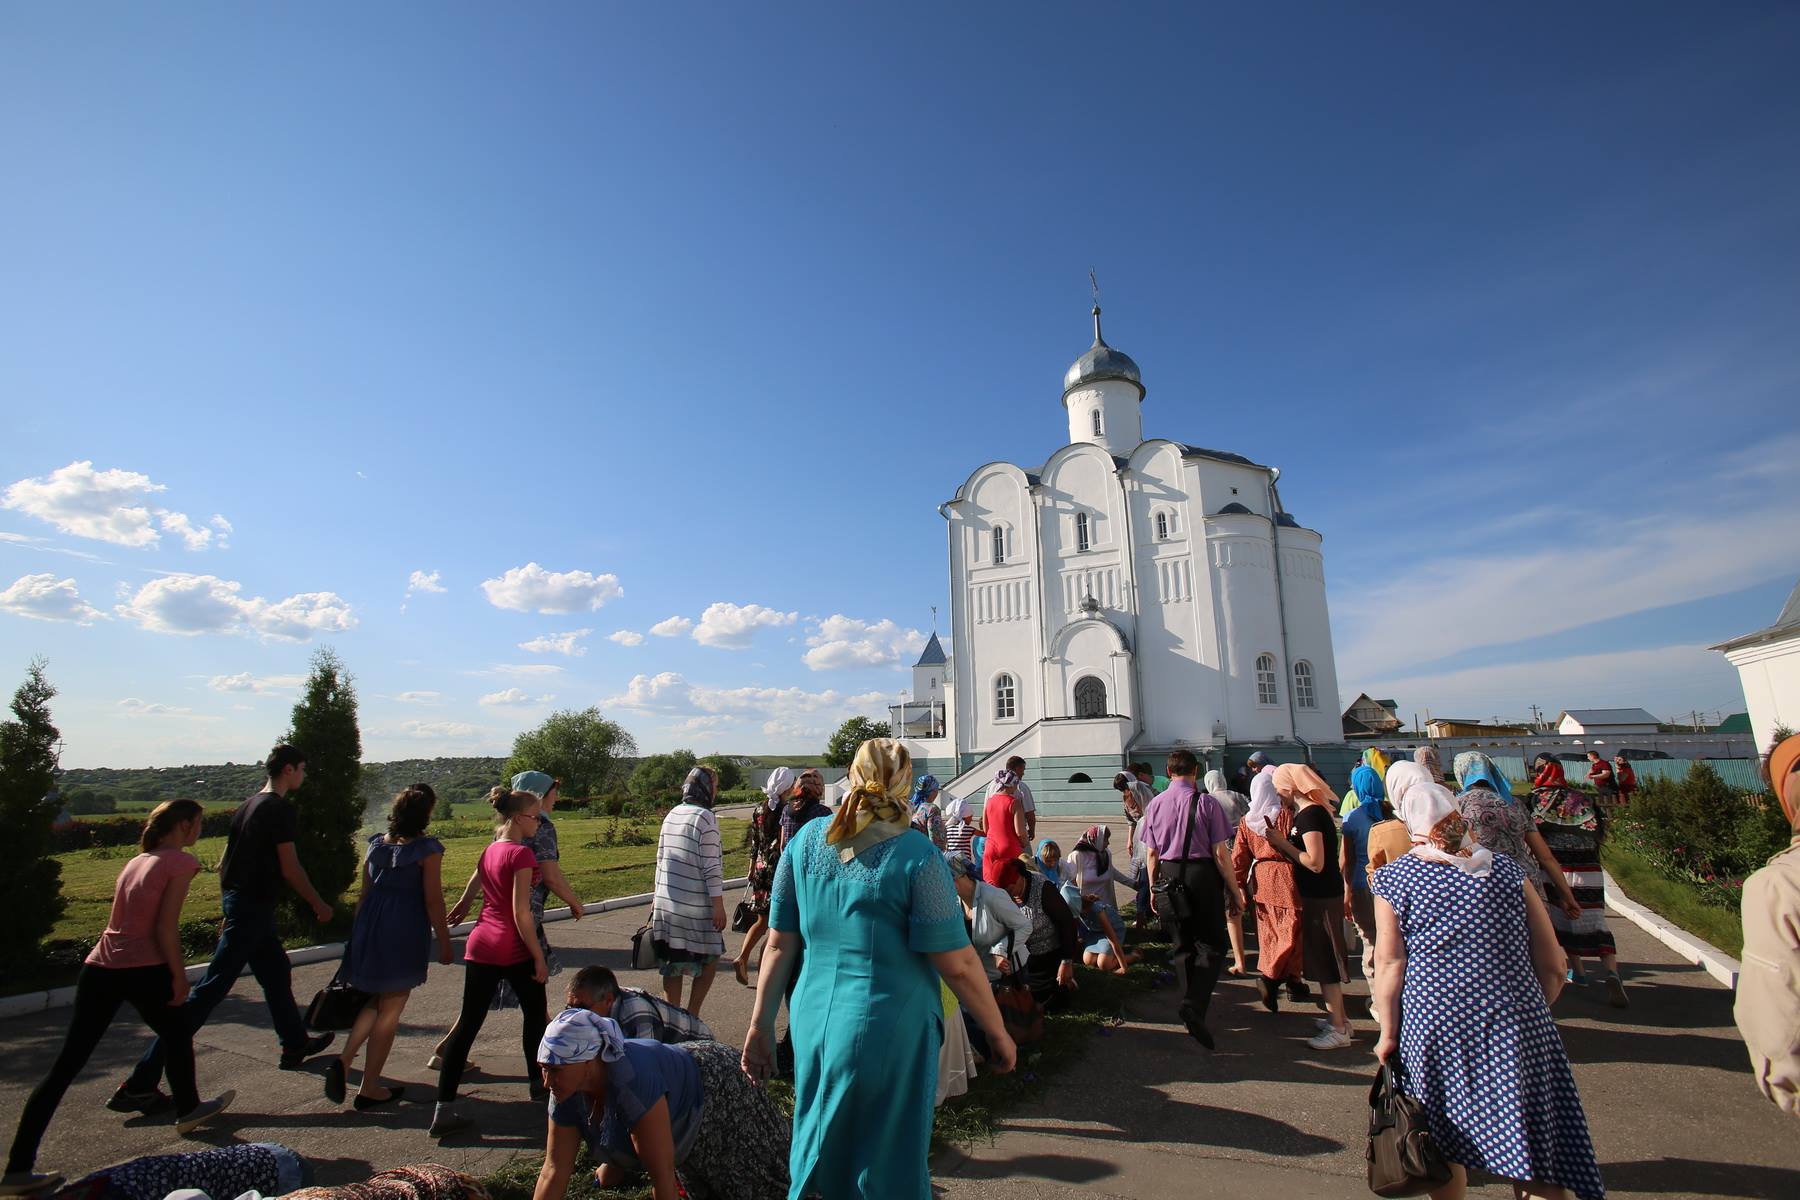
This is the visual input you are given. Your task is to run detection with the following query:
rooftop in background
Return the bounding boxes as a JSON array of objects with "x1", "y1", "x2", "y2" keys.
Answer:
[
  {"x1": 1560, "y1": 708, "x2": 1662, "y2": 726},
  {"x1": 914, "y1": 632, "x2": 947, "y2": 667}
]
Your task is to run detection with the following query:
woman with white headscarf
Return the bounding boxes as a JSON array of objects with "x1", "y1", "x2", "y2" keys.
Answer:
[
  {"x1": 1370, "y1": 761, "x2": 1604, "y2": 1200},
  {"x1": 734, "y1": 768, "x2": 797, "y2": 987},
  {"x1": 1230, "y1": 768, "x2": 1308, "y2": 1003},
  {"x1": 535, "y1": 1009, "x2": 790, "y2": 1200},
  {"x1": 648, "y1": 767, "x2": 727, "y2": 1017},
  {"x1": 1204, "y1": 769, "x2": 1252, "y2": 974},
  {"x1": 744, "y1": 739, "x2": 1015, "y2": 1199}
]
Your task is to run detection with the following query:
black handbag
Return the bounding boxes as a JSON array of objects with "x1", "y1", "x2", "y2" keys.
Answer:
[
  {"x1": 630, "y1": 922, "x2": 658, "y2": 970},
  {"x1": 1366, "y1": 1063, "x2": 1452, "y2": 1196},
  {"x1": 731, "y1": 898, "x2": 756, "y2": 933},
  {"x1": 991, "y1": 934, "x2": 1044, "y2": 1047},
  {"x1": 305, "y1": 957, "x2": 370, "y2": 1032},
  {"x1": 1150, "y1": 785, "x2": 1203, "y2": 922}
]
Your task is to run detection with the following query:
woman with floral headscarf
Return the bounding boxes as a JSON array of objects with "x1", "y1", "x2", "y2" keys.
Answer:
[
  {"x1": 1532, "y1": 758, "x2": 1625, "y2": 1005},
  {"x1": 981, "y1": 769, "x2": 1030, "y2": 886},
  {"x1": 1454, "y1": 752, "x2": 1583, "y2": 923},
  {"x1": 744, "y1": 739, "x2": 1014, "y2": 1199},
  {"x1": 648, "y1": 767, "x2": 727, "y2": 1017},
  {"x1": 1371, "y1": 761, "x2": 1605, "y2": 1200},
  {"x1": 536, "y1": 1009, "x2": 790, "y2": 1200}
]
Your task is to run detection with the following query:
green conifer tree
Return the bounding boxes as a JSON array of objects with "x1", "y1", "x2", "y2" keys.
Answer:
[
  {"x1": 0, "y1": 659, "x2": 66, "y2": 967},
  {"x1": 281, "y1": 648, "x2": 363, "y2": 926}
]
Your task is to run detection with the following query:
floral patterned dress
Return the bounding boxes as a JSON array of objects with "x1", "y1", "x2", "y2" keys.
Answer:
[{"x1": 1457, "y1": 785, "x2": 1546, "y2": 898}]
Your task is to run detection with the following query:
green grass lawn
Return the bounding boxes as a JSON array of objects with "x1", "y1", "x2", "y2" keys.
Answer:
[
  {"x1": 43, "y1": 815, "x2": 749, "y2": 955},
  {"x1": 1601, "y1": 840, "x2": 1744, "y2": 958}
]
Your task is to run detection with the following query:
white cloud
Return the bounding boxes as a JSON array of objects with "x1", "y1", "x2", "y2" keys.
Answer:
[
  {"x1": 400, "y1": 720, "x2": 482, "y2": 739},
  {"x1": 692, "y1": 601, "x2": 797, "y2": 649},
  {"x1": 0, "y1": 531, "x2": 110, "y2": 563},
  {"x1": 481, "y1": 562, "x2": 623, "y2": 614},
  {"x1": 480, "y1": 688, "x2": 554, "y2": 707},
  {"x1": 2, "y1": 461, "x2": 226, "y2": 551},
  {"x1": 475, "y1": 663, "x2": 565, "y2": 677},
  {"x1": 519, "y1": 629, "x2": 592, "y2": 657},
  {"x1": 118, "y1": 697, "x2": 193, "y2": 716},
  {"x1": 394, "y1": 690, "x2": 444, "y2": 704},
  {"x1": 407, "y1": 569, "x2": 446, "y2": 596},
  {"x1": 605, "y1": 672, "x2": 888, "y2": 729},
  {"x1": 803, "y1": 615, "x2": 927, "y2": 671},
  {"x1": 609, "y1": 630, "x2": 646, "y2": 647},
  {"x1": 114, "y1": 573, "x2": 357, "y2": 641},
  {"x1": 0, "y1": 573, "x2": 106, "y2": 624},
  {"x1": 762, "y1": 718, "x2": 827, "y2": 741},
  {"x1": 669, "y1": 715, "x2": 735, "y2": 736},
  {"x1": 649, "y1": 615, "x2": 694, "y2": 638},
  {"x1": 206, "y1": 672, "x2": 305, "y2": 695}
]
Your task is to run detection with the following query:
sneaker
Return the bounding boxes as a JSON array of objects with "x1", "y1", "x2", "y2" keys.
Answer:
[
  {"x1": 278, "y1": 1033, "x2": 334, "y2": 1071},
  {"x1": 429, "y1": 1111, "x2": 473, "y2": 1140},
  {"x1": 1566, "y1": 966, "x2": 1589, "y2": 986},
  {"x1": 1306, "y1": 1026, "x2": 1354, "y2": 1051},
  {"x1": 1605, "y1": 974, "x2": 1629, "y2": 1009},
  {"x1": 105, "y1": 1086, "x2": 170, "y2": 1115},
  {"x1": 1312, "y1": 1017, "x2": 1336, "y2": 1032},
  {"x1": 175, "y1": 1090, "x2": 235, "y2": 1134},
  {"x1": 0, "y1": 1172, "x2": 64, "y2": 1196}
]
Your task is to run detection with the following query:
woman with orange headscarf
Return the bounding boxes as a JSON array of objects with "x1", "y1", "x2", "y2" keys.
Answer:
[
  {"x1": 743, "y1": 738, "x2": 1015, "y2": 1198},
  {"x1": 1737, "y1": 733, "x2": 1800, "y2": 1117},
  {"x1": 1265, "y1": 763, "x2": 1356, "y2": 1050}
]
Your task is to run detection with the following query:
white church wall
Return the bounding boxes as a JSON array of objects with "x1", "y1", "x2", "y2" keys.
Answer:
[
  {"x1": 949, "y1": 464, "x2": 1041, "y2": 756},
  {"x1": 1048, "y1": 619, "x2": 1134, "y2": 720},
  {"x1": 1207, "y1": 514, "x2": 1294, "y2": 743},
  {"x1": 1274, "y1": 528, "x2": 1344, "y2": 744},
  {"x1": 1063, "y1": 378, "x2": 1143, "y2": 455},
  {"x1": 1038, "y1": 444, "x2": 1128, "y2": 623},
  {"x1": 1725, "y1": 637, "x2": 1800, "y2": 755}
]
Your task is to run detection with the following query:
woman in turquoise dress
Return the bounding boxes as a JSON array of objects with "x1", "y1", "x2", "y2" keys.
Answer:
[{"x1": 743, "y1": 738, "x2": 1016, "y2": 1199}]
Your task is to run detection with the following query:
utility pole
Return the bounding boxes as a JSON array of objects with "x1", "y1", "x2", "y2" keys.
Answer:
[{"x1": 1529, "y1": 703, "x2": 1543, "y2": 731}]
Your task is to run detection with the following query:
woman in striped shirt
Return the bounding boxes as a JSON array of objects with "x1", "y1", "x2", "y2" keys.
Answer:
[{"x1": 648, "y1": 767, "x2": 728, "y2": 1018}]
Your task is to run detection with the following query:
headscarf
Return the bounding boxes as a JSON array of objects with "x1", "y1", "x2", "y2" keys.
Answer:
[
  {"x1": 1415, "y1": 746, "x2": 1442, "y2": 779},
  {"x1": 1362, "y1": 747, "x2": 1391, "y2": 780},
  {"x1": 1453, "y1": 752, "x2": 1513, "y2": 803},
  {"x1": 1349, "y1": 764, "x2": 1386, "y2": 809},
  {"x1": 826, "y1": 737, "x2": 913, "y2": 859},
  {"x1": 1386, "y1": 761, "x2": 1493, "y2": 876},
  {"x1": 537, "y1": 1008, "x2": 625, "y2": 1066},
  {"x1": 1033, "y1": 839, "x2": 1061, "y2": 876},
  {"x1": 762, "y1": 767, "x2": 797, "y2": 811},
  {"x1": 1246, "y1": 751, "x2": 1270, "y2": 771},
  {"x1": 1532, "y1": 783, "x2": 1597, "y2": 831},
  {"x1": 1074, "y1": 825, "x2": 1112, "y2": 877},
  {"x1": 1532, "y1": 754, "x2": 1568, "y2": 790},
  {"x1": 1271, "y1": 762, "x2": 1336, "y2": 807},
  {"x1": 511, "y1": 771, "x2": 556, "y2": 800},
  {"x1": 680, "y1": 766, "x2": 716, "y2": 810},
  {"x1": 911, "y1": 774, "x2": 941, "y2": 808},
  {"x1": 945, "y1": 853, "x2": 981, "y2": 881},
  {"x1": 1203, "y1": 768, "x2": 1248, "y2": 827},
  {"x1": 1768, "y1": 733, "x2": 1800, "y2": 829},
  {"x1": 1246, "y1": 769, "x2": 1282, "y2": 837},
  {"x1": 992, "y1": 768, "x2": 1020, "y2": 791}
]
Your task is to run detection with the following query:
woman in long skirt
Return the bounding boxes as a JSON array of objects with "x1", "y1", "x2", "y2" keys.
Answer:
[{"x1": 1232, "y1": 771, "x2": 1308, "y2": 1010}]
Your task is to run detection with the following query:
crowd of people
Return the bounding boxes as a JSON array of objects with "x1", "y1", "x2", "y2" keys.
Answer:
[{"x1": 10, "y1": 731, "x2": 1800, "y2": 1200}]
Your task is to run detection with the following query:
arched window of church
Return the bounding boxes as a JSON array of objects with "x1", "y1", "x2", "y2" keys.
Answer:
[
  {"x1": 992, "y1": 524, "x2": 1006, "y2": 565},
  {"x1": 1092, "y1": 409, "x2": 1103, "y2": 437},
  {"x1": 1155, "y1": 511, "x2": 1169, "y2": 540},
  {"x1": 1075, "y1": 512, "x2": 1090, "y2": 553},
  {"x1": 1255, "y1": 654, "x2": 1279, "y2": 706},
  {"x1": 994, "y1": 673, "x2": 1017, "y2": 720},
  {"x1": 1074, "y1": 675, "x2": 1107, "y2": 718},
  {"x1": 1294, "y1": 660, "x2": 1316, "y2": 709}
]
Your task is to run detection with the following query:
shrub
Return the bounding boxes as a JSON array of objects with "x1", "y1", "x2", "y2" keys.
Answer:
[
  {"x1": 53, "y1": 808, "x2": 235, "y2": 853},
  {"x1": 1610, "y1": 761, "x2": 1787, "y2": 912}
]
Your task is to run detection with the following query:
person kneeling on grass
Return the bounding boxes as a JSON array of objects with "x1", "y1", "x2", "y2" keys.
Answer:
[
  {"x1": 565, "y1": 966, "x2": 712, "y2": 1044},
  {"x1": 532, "y1": 1009, "x2": 789, "y2": 1200}
]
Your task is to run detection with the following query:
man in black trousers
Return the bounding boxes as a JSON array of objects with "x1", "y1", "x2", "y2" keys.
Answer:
[{"x1": 1141, "y1": 748, "x2": 1245, "y2": 1049}]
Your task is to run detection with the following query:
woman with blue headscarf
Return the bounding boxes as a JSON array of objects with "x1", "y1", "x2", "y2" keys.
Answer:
[
  {"x1": 909, "y1": 775, "x2": 947, "y2": 850},
  {"x1": 1341, "y1": 763, "x2": 1393, "y2": 982}
]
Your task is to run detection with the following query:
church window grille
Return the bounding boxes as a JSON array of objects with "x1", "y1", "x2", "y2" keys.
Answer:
[
  {"x1": 992, "y1": 525, "x2": 1006, "y2": 565},
  {"x1": 1155, "y1": 511, "x2": 1169, "y2": 540},
  {"x1": 1092, "y1": 409, "x2": 1103, "y2": 437},
  {"x1": 1294, "y1": 661, "x2": 1316, "y2": 709},
  {"x1": 1074, "y1": 675, "x2": 1107, "y2": 718},
  {"x1": 994, "y1": 673, "x2": 1017, "y2": 720},
  {"x1": 1255, "y1": 654, "x2": 1279, "y2": 706},
  {"x1": 1075, "y1": 513, "x2": 1090, "y2": 553}
]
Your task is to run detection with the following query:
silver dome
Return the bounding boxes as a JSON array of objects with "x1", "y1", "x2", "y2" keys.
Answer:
[{"x1": 1062, "y1": 306, "x2": 1144, "y2": 398}]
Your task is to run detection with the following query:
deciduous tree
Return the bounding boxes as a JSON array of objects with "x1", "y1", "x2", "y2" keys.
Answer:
[
  {"x1": 508, "y1": 708, "x2": 637, "y2": 799},
  {"x1": 824, "y1": 716, "x2": 891, "y2": 768}
]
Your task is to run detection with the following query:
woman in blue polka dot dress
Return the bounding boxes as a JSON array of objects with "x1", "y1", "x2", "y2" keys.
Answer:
[{"x1": 1371, "y1": 762, "x2": 1605, "y2": 1200}]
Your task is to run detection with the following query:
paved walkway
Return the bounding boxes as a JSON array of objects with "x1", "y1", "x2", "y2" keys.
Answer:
[{"x1": 2, "y1": 820, "x2": 1797, "y2": 1198}]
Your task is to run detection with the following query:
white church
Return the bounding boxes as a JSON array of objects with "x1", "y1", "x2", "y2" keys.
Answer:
[{"x1": 896, "y1": 306, "x2": 1349, "y2": 816}]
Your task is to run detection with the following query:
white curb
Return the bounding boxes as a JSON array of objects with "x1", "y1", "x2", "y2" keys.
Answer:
[
  {"x1": 1602, "y1": 869, "x2": 1740, "y2": 990},
  {"x1": 0, "y1": 876, "x2": 749, "y2": 1022}
]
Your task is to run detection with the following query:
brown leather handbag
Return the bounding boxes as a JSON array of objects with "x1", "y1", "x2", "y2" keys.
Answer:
[
  {"x1": 991, "y1": 935, "x2": 1045, "y2": 1046},
  {"x1": 1367, "y1": 1063, "x2": 1452, "y2": 1196}
]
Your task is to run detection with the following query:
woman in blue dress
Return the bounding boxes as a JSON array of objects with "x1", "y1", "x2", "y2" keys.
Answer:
[
  {"x1": 326, "y1": 784, "x2": 451, "y2": 1109},
  {"x1": 742, "y1": 738, "x2": 1016, "y2": 1199},
  {"x1": 1371, "y1": 763, "x2": 1605, "y2": 1200}
]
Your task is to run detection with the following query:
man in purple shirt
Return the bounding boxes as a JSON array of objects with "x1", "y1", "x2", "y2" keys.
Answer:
[{"x1": 1140, "y1": 748, "x2": 1244, "y2": 1049}]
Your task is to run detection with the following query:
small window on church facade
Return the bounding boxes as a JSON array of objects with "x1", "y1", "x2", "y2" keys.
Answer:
[
  {"x1": 994, "y1": 673, "x2": 1017, "y2": 720},
  {"x1": 1075, "y1": 512, "x2": 1090, "y2": 552},
  {"x1": 1091, "y1": 409, "x2": 1103, "y2": 437},
  {"x1": 1155, "y1": 511, "x2": 1169, "y2": 540},
  {"x1": 1294, "y1": 660, "x2": 1316, "y2": 709},
  {"x1": 1255, "y1": 654, "x2": 1278, "y2": 706},
  {"x1": 992, "y1": 524, "x2": 1006, "y2": 564}
]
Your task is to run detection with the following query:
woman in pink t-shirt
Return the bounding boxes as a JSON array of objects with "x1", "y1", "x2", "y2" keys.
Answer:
[
  {"x1": 5, "y1": 801, "x2": 235, "y2": 1194},
  {"x1": 429, "y1": 786, "x2": 548, "y2": 1140}
]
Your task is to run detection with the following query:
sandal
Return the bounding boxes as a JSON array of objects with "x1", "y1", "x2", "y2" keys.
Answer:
[{"x1": 734, "y1": 957, "x2": 750, "y2": 987}]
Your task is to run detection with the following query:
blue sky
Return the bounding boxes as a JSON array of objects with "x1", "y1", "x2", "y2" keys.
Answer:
[{"x1": 3, "y1": 3, "x2": 1798, "y2": 767}]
